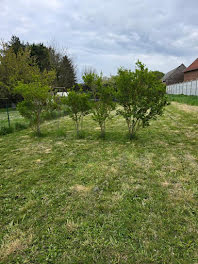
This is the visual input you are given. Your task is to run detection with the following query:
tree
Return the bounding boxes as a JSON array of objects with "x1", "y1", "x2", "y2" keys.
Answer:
[
  {"x1": 48, "y1": 46, "x2": 77, "y2": 90},
  {"x1": 56, "y1": 55, "x2": 76, "y2": 89},
  {"x1": 0, "y1": 42, "x2": 37, "y2": 102},
  {"x1": 115, "y1": 61, "x2": 167, "y2": 139},
  {"x1": 151, "y1": 71, "x2": 164, "y2": 80},
  {"x1": 30, "y1": 43, "x2": 51, "y2": 72},
  {"x1": 83, "y1": 72, "x2": 115, "y2": 138},
  {"x1": 65, "y1": 89, "x2": 90, "y2": 137},
  {"x1": 15, "y1": 70, "x2": 56, "y2": 135},
  {"x1": 8, "y1": 35, "x2": 25, "y2": 56}
]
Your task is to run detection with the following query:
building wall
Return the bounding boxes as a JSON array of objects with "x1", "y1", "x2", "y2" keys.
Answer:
[
  {"x1": 166, "y1": 65, "x2": 186, "y2": 85},
  {"x1": 184, "y1": 70, "x2": 198, "y2": 82}
]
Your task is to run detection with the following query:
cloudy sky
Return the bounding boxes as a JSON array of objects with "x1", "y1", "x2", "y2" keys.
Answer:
[{"x1": 1, "y1": 0, "x2": 198, "y2": 79}]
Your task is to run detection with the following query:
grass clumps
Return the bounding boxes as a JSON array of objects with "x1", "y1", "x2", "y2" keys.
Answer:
[
  {"x1": 168, "y1": 94, "x2": 198, "y2": 106},
  {"x1": 0, "y1": 126, "x2": 14, "y2": 135}
]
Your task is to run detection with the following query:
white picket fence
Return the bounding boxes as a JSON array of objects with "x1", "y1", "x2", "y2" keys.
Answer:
[{"x1": 166, "y1": 80, "x2": 198, "y2": 96}]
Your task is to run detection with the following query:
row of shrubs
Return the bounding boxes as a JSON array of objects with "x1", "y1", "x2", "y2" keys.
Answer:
[{"x1": 2, "y1": 61, "x2": 168, "y2": 139}]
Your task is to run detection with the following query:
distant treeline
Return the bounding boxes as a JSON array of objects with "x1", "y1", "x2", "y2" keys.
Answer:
[{"x1": 0, "y1": 36, "x2": 76, "y2": 103}]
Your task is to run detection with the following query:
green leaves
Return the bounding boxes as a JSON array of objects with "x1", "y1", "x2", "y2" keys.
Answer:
[
  {"x1": 14, "y1": 70, "x2": 56, "y2": 135},
  {"x1": 115, "y1": 61, "x2": 167, "y2": 138},
  {"x1": 64, "y1": 90, "x2": 91, "y2": 137},
  {"x1": 83, "y1": 72, "x2": 116, "y2": 137}
]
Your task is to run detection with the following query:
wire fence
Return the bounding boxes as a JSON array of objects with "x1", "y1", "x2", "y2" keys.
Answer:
[{"x1": 166, "y1": 80, "x2": 198, "y2": 96}]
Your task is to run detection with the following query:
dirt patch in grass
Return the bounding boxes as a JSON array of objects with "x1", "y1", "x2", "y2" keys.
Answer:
[
  {"x1": 0, "y1": 227, "x2": 33, "y2": 261},
  {"x1": 172, "y1": 102, "x2": 198, "y2": 113},
  {"x1": 70, "y1": 184, "x2": 92, "y2": 193},
  {"x1": 161, "y1": 181, "x2": 170, "y2": 187}
]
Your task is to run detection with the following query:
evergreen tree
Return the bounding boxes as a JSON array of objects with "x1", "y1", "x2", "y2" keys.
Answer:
[
  {"x1": 56, "y1": 55, "x2": 77, "y2": 90},
  {"x1": 8, "y1": 35, "x2": 25, "y2": 56},
  {"x1": 30, "y1": 43, "x2": 51, "y2": 72}
]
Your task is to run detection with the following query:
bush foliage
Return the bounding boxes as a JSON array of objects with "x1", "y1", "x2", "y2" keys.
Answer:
[
  {"x1": 115, "y1": 61, "x2": 167, "y2": 138},
  {"x1": 0, "y1": 60, "x2": 168, "y2": 139}
]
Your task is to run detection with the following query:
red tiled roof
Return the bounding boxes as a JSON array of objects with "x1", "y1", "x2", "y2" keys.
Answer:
[{"x1": 184, "y1": 58, "x2": 198, "y2": 73}]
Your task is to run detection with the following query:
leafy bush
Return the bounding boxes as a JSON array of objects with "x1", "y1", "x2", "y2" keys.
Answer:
[
  {"x1": 64, "y1": 90, "x2": 90, "y2": 137},
  {"x1": 83, "y1": 72, "x2": 116, "y2": 138},
  {"x1": 15, "y1": 70, "x2": 56, "y2": 135},
  {"x1": 115, "y1": 61, "x2": 167, "y2": 139},
  {"x1": 0, "y1": 126, "x2": 14, "y2": 135},
  {"x1": 14, "y1": 122, "x2": 28, "y2": 131},
  {"x1": 56, "y1": 128, "x2": 67, "y2": 138},
  {"x1": 42, "y1": 110, "x2": 58, "y2": 121}
]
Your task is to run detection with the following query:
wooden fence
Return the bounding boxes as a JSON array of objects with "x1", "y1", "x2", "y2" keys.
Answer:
[{"x1": 166, "y1": 80, "x2": 198, "y2": 96}]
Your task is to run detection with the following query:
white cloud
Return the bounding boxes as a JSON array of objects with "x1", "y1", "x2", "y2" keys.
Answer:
[{"x1": 0, "y1": 0, "x2": 198, "y2": 79}]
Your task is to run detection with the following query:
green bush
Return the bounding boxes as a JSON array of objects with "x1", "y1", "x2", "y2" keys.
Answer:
[
  {"x1": 42, "y1": 111, "x2": 58, "y2": 121},
  {"x1": 15, "y1": 122, "x2": 28, "y2": 131},
  {"x1": 64, "y1": 90, "x2": 91, "y2": 138},
  {"x1": 56, "y1": 128, "x2": 67, "y2": 138},
  {"x1": 83, "y1": 72, "x2": 116, "y2": 138},
  {"x1": 0, "y1": 126, "x2": 14, "y2": 135},
  {"x1": 115, "y1": 61, "x2": 168, "y2": 139}
]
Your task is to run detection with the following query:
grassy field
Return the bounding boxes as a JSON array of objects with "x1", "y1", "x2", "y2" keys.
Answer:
[
  {"x1": 0, "y1": 102, "x2": 198, "y2": 263},
  {"x1": 168, "y1": 94, "x2": 198, "y2": 106}
]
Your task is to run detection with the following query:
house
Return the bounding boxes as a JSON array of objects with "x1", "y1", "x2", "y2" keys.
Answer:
[
  {"x1": 183, "y1": 58, "x2": 198, "y2": 82},
  {"x1": 162, "y1": 64, "x2": 186, "y2": 85}
]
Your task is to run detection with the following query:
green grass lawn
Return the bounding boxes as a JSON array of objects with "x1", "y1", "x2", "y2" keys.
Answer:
[
  {"x1": 0, "y1": 102, "x2": 198, "y2": 263},
  {"x1": 168, "y1": 94, "x2": 198, "y2": 106}
]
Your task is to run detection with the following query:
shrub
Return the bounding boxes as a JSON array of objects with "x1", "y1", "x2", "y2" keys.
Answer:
[
  {"x1": 15, "y1": 70, "x2": 56, "y2": 135},
  {"x1": 15, "y1": 122, "x2": 28, "y2": 131},
  {"x1": 115, "y1": 61, "x2": 167, "y2": 139},
  {"x1": 64, "y1": 90, "x2": 90, "y2": 138},
  {"x1": 83, "y1": 72, "x2": 115, "y2": 138},
  {"x1": 0, "y1": 126, "x2": 14, "y2": 135}
]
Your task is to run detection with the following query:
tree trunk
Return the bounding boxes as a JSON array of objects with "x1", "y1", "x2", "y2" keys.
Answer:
[
  {"x1": 126, "y1": 118, "x2": 133, "y2": 139},
  {"x1": 127, "y1": 119, "x2": 137, "y2": 140},
  {"x1": 80, "y1": 116, "x2": 83, "y2": 131},
  {"x1": 36, "y1": 111, "x2": 41, "y2": 135},
  {"x1": 100, "y1": 122, "x2": 105, "y2": 138},
  {"x1": 76, "y1": 121, "x2": 79, "y2": 137}
]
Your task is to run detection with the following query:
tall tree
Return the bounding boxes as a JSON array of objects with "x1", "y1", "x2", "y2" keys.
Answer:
[
  {"x1": 56, "y1": 55, "x2": 76, "y2": 90},
  {"x1": 30, "y1": 43, "x2": 51, "y2": 72},
  {"x1": 0, "y1": 42, "x2": 37, "y2": 102},
  {"x1": 151, "y1": 71, "x2": 164, "y2": 80},
  {"x1": 8, "y1": 35, "x2": 25, "y2": 56}
]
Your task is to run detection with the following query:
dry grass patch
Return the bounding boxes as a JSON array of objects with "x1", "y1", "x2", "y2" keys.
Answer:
[
  {"x1": 70, "y1": 184, "x2": 92, "y2": 194},
  {"x1": 161, "y1": 181, "x2": 170, "y2": 187},
  {"x1": 65, "y1": 220, "x2": 79, "y2": 232},
  {"x1": 0, "y1": 227, "x2": 33, "y2": 261},
  {"x1": 111, "y1": 192, "x2": 123, "y2": 202},
  {"x1": 172, "y1": 102, "x2": 198, "y2": 114},
  {"x1": 167, "y1": 183, "x2": 195, "y2": 202}
]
